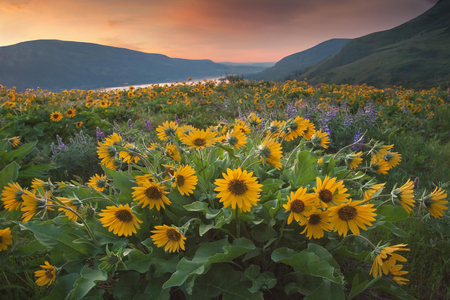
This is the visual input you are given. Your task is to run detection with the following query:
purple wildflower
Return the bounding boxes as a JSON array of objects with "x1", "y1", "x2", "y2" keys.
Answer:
[
  {"x1": 127, "y1": 119, "x2": 133, "y2": 128},
  {"x1": 145, "y1": 120, "x2": 153, "y2": 131},
  {"x1": 351, "y1": 129, "x2": 364, "y2": 150},
  {"x1": 96, "y1": 127, "x2": 105, "y2": 140}
]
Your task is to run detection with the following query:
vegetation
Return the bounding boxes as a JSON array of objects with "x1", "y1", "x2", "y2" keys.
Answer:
[{"x1": 0, "y1": 78, "x2": 449, "y2": 300}]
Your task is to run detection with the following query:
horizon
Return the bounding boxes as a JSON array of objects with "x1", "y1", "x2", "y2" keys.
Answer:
[{"x1": 0, "y1": 0, "x2": 439, "y2": 62}]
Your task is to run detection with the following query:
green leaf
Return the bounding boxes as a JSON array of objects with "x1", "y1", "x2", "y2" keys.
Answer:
[
  {"x1": 113, "y1": 271, "x2": 151, "y2": 300},
  {"x1": 335, "y1": 245, "x2": 372, "y2": 261},
  {"x1": 241, "y1": 265, "x2": 277, "y2": 293},
  {"x1": 190, "y1": 264, "x2": 264, "y2": 300},
  {"x1": 163, "y1": 237, "x2": 255, "y2": 292},
  {"x1": 41, "y1": 273, "x2": 78, "y2": 300},
  {"x1": 103, "y1": 166, "x2": 136, "y2": 203},
  {"x1": 86, "y1": 216, "x2": 129, "y2": 246},
  {"x1": 377, "y1": 205, "x2": 410, "y2": 222},
  {"x1": 20, "y1": 222, "x2": 100, "y2": 260},
  {"x1": 260, "y1": 179, "x2": 285, "y2": 194},
  {"x1": 13, "y1": 239, "x2": 47, "y2": 257},
  {"x1": 288, "y1": 150, "x2": 318, "y2": 187},
  {"x1": 18, "y1": 164, "x2": 54, "y2": 179},
  {"x1": 306, "y1": 243, "x2": 340, "y2": 270},
  {"x1": 3, "y1": 141, "x2": 37, "y2": 162},
  {"x1": 144, "y1": 274, "x2": 171, "y2": 300},
  {"x1": 71, "y1": 267, "x2": 107, "y2": 300},
  {"x1": 371, "y1": 278, "x2": 416, "y2": 300},
  {"x1": 348, "y1": 273, "x2": 380, "y2": 300},
  {"x1": 376, "y1": 221, "x2": 409, "y2": 237},
  {"x1": 304, "y1": 279, "x2": 345, "y2": 300},
  {"x1": 184, "y1": 201, "x2": 221, "y2": 219},
  {"x1": 0, "y1": 161, "x2": 20, "y2": 194},
  {"x1": 271, "y1": 247, "x2": 344, "y2": 284}
]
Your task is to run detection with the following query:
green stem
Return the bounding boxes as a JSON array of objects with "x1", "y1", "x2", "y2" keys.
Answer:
[
  {"x1": 236, "y1": 209, "x2": 240, "y2": 239},
  {"x1": 199, "y1": 150, "x2": 213, "y2": 205},
  {"x1": 239, "y1": 152, "x2": 257, "y2": 169},
  {"x1": 329, "y1": 234, "x2": 376, "y2": 253},
  {"x1": 284, "y1": 143, "x2": 303, "y2": 168},
  {"x1": 79, "y1": 197, "x2": 118, "y2": 206},
  {"x1": 358, "y1": 194, "x2": 391, "y2": 206}
]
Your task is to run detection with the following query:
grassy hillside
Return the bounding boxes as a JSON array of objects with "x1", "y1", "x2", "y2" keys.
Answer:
[
  {"x1": 297, "y1": 0, "x2": 450, "y2": 89},
  {"x1": 0, "y1": 40, "x2": 261, "y2": 91},
  {"x1": 247, "y1": 39, "x2": 350, "y2": 82}
]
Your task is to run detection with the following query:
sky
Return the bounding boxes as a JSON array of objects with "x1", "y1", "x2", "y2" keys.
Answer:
[{"x1": 0, "y1": 0, "x2": 439, "y2": 63}]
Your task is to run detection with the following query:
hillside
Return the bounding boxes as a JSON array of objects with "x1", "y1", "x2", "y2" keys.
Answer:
[
  {"x1": 247, "y1": 39, "x2": 350, "y2": 82},
  {"x1": 296, "y1": 0, "x2": 450, "y2": 89},
  {"x1": 0, "y1": 40, "x2": 262, "y2": 91}
]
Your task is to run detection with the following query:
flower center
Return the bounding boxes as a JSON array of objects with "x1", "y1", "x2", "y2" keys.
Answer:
[
  {"x1": 338, "y1": 206, "x2": 357, "y2": 221},
  {"x1": 107, "y1": 146, "x2": 117, "y2": 157},
  {"x1": 164, "y1": 128, "x2": 176, "y2": 137},
  {"x1": 318, "y1": 189, "x2": 333, "y2": 203},
  {"x1": 176, "y1": 175, "x2": 185, "y2": 187},
  {"x1": 115, "y1": 209, "x2": 133, "y2": 222},
  {"x1": 290, "y1": 199, "x2": 305, "y2": 213},
  {"x1": 96, "y1": 180, "x2": 107, "y2": 188},
  {"x1": 228, "y1": 179, "x2": 248, "y2": 196},
  {"x1": 308, "y1": 214, "x2": 321, "y2": 225},
  {"x1": 193, "y1": 138, "x2": 206, "y2": 147},
  {"x1": 228, "y1": 136, "x2": 238, "y2": 146},
  {"x1": 107, "y1": 254, "x2": 120, "y2": 265},
  {"x1": 289, "y1": 123, "x2": 298, "y2": 131},
  {"x1": 145, "y1": 186, "x2": 162, "y2": 200},
  {"x1": 45, "y1": 269, "x2": 54, "y2": 279},
  {"x1": 166, "y1": 228, "x2": 181, "y2": 241},
  {"x1": 382, "y1": 254, "x2": 392, "y2": 262},
  {"x1": 0, "y1": 236, "x2": 3, "y2": 243}
]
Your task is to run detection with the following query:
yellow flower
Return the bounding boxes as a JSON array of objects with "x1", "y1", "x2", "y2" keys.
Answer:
[
  {"x1": 394, "y1": 179, "x2": 415, "y2": 213},
  {"x1": 328, "y1": 199, "x2": 376, "y2": 237},
  {"x1": 234, "y1": 119, "x2": 251, "y2": 135},
  {"x1": 132, "y1": 181, "x2": 171, "y2": 210},
  {"x1": 1, "y1": 182, "x2": 25, "y2": 211},
  {"x1": 347, "y1": 151, "x2": 363, "y2": 169},
  {"x1": 424, "y1": 187, "x2": 448, "y2": 218},
  {"x1": 370, "y1": 244, "x2": 409, "y2": 278},
  {"x1": 282, "y1": 117, "x2": 308, "y2": 142},
  {"x1": 300, "y1": 209, "x2": 331, "y2": 239},
  {"x1": 97, "y1": 133, "x2": 123, "y2": 170},
  {"x1": 76, "y1": 121, "x2": 83, "y2": 128},
  {"x1": 0, "y1": 228, "x2": 13, "y2": 251},
  {"x1": 176, "y1": 125, "x2": 196, "y2": 140},
  {"x1": 248, "y1": 113, "x2": 262, "y2": 127},
  {"x1": 20, "y1": 190, "x2": 52, "y2": 223},
  {"x1": 156, "y1": 121, "x2": 179, "y2": 141},
  {"x1": 9, "y1": 136, "x2": 20, "y2": 147},
  {"x1": 311, "y1": 130, "x2": 330, "y2": 149},
  {"x1": 214, "y1": 168, "x2": 263, "y2": 212},
  {"x1": 57, "y1": 197, "x2": 79, "y2": 221},
  {"x1": 165, "y1": 143, "x2": 181, "y2": 161},
  {"x1": 119, "y1": 143, "x2": 142, "y2": 164},
  {"x1": 65, "y1": 108, "x2": 76, "y2": 118},
  {"x1": 283, "y1": 187, "x2": 317, "y2": 224},
  {"x1": 371, "y1": 144, "x2": 393, "y2": 163},
  {"x1": 226, "y1": 129, "x2": 247, "y2": 150},
  {"x1": 304, "y1": 121, "x2": 316, "y2": 140},
  {"x1": 87, "y1": 174, "x2": 108, "y2": 192},
  {"x1": 35, "y1": 261, "x2": 56, "y2": 287},
  {"x1": 258, "y1": 136, "x2": 283, "y2": 170},
  {"x1": 173, "y1": 165, "x2": 198, "y2": 196},
  {"x1": 151, "y1": 225, "x2": 186, "y2": 253},
  {"x1": 313, "y1": 176, "x2": 349, "y2": 209},
  {"x1": 31, "y1": 178, "x2": 53, "y2": 198},
  {"x1": 371, "y1": 159, "x2": 390, "y2": 174},
  {"x1": 389, "y1": 264, "x2": 409, "y2": 285},
  {"x1": 182, "y1": 129, "x2": 216, "y2": 150},
  {"x1": 384, "y1": 152, "x2": 401, "y2": 169},
  {"x1": 98, "y1": 204, "x2": 142, "y2": 236},
  {"x1": 135, "y1": 174, "x2": 154, "y2": 185},
  {"x1": 50, "y1": 112, "x2": 63, "y2": 122},
  {"x1": 363, "y1": 182, "x2": 386, "y2": 201}
]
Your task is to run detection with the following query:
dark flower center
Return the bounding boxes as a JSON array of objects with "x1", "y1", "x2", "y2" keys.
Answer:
[
  {"x1": 193, "y1": 138, "x2": 206, "y2": 147},
  {"x1": 165, "y1": 167, "x2": 175, "y2": 177},
  {"x1": 145, "y1": 186, "x2": 162, "y2": 200},
  {"x1": 228, "y1": 179, "x2": 248, "y2": 196},
  {"x1": 338, "y1": 206, "x2": 357, "y2": 221},
  {"x1": 290, "y1": 199, "x2": 305, "y2": 213},
  {"x1": 45, "y1": 269, "x2": 54, "y2": 279},
  {"x1": 382, "y1": 254, "x2": 392, "y2": 262},
  {"x1": 176, "y1": 175, "x2": 185, "y2": 187},
  {"x1": 166, "y1": 228, "x2": 181, "y2": 241},
  {"x1": 318, "y1": 189, "x2": 333, "y2": 203},
  {"x1": 308, "y1": 214, "x2": 321, "y2": 225},
  {"x1": 115, "y1": 209, "x2": 133, "y2": 223},
  {"x1": 0, "y1": 236, "x2": 3, "y2": 243}
]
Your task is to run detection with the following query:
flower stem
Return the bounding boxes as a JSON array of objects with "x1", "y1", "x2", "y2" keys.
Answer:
[{"x1": 236, "y1": 209, "x2": 240, "y2": 239}]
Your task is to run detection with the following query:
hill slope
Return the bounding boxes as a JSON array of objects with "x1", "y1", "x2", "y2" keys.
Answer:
[
  {"x1": 247, "y1": 39, "x2": 350, "y2": 82},
  {"x1": 296, "y1": 0, "x2": 450, "y2": 89},
  {"x1": 0, "y1": 40, "x2": 259, "y2": 91}
]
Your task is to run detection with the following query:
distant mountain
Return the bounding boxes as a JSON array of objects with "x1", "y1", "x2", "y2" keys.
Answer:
[
  {"x1": 218, "y1": 62, "x2": 276, "y2": 68},
  {"x1": 0, "y1": 40, "x2": 260, "y2": 91},
  {"x1": 296, "y1": 0, "x2": 450, "y2": 89},
  {"x1": 246, "y1": 39, "x2": 351, "y2": 82}
]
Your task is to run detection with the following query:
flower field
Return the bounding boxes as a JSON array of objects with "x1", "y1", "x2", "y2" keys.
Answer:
[{"x1": 1, "y1": 79, "x2": 449, "y2": 299}]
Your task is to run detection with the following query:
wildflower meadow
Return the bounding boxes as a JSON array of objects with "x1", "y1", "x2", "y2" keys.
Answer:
[{"x1": 1, "y1": 78, "x2": 449, "y2": 299}]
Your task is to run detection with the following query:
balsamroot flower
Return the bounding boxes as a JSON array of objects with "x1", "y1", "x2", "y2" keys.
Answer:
[
  {"x1": 151, "y1": 225, "x2": 186, "y2": 253},
  {"x1": 328, "y1": 200, "x2": 376, "y2": 237},
  {"x1": 99, "y1": 204, "x2": 142, "y2": 236}
]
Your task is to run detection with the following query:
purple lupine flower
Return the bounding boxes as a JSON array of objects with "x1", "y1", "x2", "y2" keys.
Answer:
[
  {"x1": 351, "y1": 129, "x2": 364, "y2": 150},
  {"x1": 128, "y1": 137, "x2": 135, "y2": 143},
  {"x1": 56, "y1": 142, "x2": 67, "y2": 151},
  {"x1": 145, "y1": 120, "x2": 153, "y2": 131},
  {"x1": 127, "y1": 119, "x2": 133, "y2": 128},
  {"x1": 96, "y1": 127, "x2": 105, "y2": 140},
  {"x1": 220, "y1": 116, "x2": 228, "y2": 123},
  {"x1": 285, "y1": 102, "x2": 298, "y2": 119},
  {"x1": 364, "y1": 103, "x2": 377, "y2": 126},
  {"x1": 238, "y1": 107, "x2": 246, "y2": 120},
  {"x1": 174, "y1": 114, "x2": 181, "y2": 125},
  {"x1": 343, "y1": 114, "x2": 353, "y2": 126}
]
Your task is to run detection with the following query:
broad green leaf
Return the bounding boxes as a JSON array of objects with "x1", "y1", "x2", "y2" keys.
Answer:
[
  {"x1": 103, "y1": 166, "x2": 136, "y2": 203},
  {"x1": 306, "y1": 243, "x2": 340, "y2": 270},
  {"x1": 335, "y1": 245, "x2": 372, "y2": 261},
  {"x1": 113, "y1": 271, "x2": 151, "y2": 300},
  {"x1": 190, "y1": 264, "x2": 264, "y2": 300},
  {"x1": 371, "y1": 278, "x2": 416, "y2": 300},
  {"x1": 348, "y1": 273, "x2": 380, "y2": 300},
  {"x1": 13, "y1": 239, "x2": 47, "y2": 257},
  {"x1": 86, "y1": 215, "x2": 129, "y2": 246},
  {"x1": 163, "y1": 237, "x2": 255, "y2": 292},
  {"x1": 71, "y1": 267, "x2": 107, "y2": 300},
  {"x1": 260, "y1": 178, "x2": 285, "y2": 194},
  {"x1": 241, "y1": 265, "x2": 277, "y2": 293},
  {"x1": 18, "y1": 164, "x2": 54, "y2": 179},
  {"x1": 271, "y1": 247, "x2": 344, "y2": 284},
  {"x1": 144, "y1": 273, "x2": 172, "y2": 300},
  {"x1": 0, "y1": 161, "x2": 20, "y2": 194},
  {"x1": 41, "y1": 273, "x2": 78, "y2": 300},
  {"x1": 3, "y1": 141, "x2": 37, "y2": 162},
  {"x1": 376, "y1": 221, "x2": 409, "y2": 237},
  {"x1": 184, "y1": 201, "x2": 221, "y2": 219},
  {"x1": 287, "y1": 150, "x2": 319, "y2": 187},
  {"x1": 20, "y1": 222, "x2": 100, "y2": 260},
  {"x1": 377, "y1": 205, "x2": 410, "y2": 222},
  {"x1": 304, "y1": 279, "x2": 345, "y2": 300}
]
